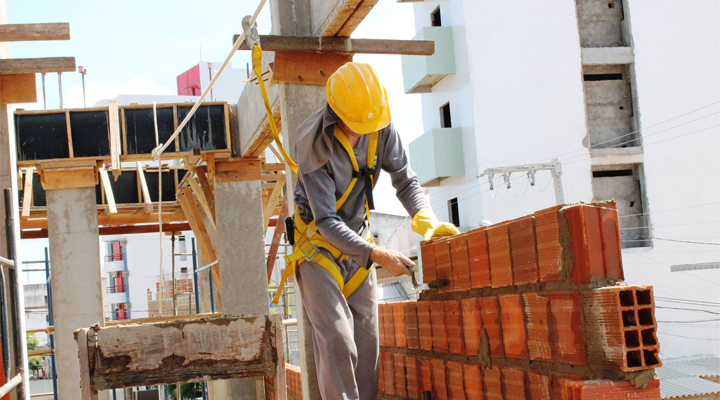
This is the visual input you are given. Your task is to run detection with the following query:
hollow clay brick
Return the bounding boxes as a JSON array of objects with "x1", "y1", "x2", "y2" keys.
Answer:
[
  {"x1": 393, "y1": 353, "x2": 407, "y2": 398},
  {"x1": 384, "y1": 302, "x2": 396, "y2": 348},
  {"x1": 499, "y1": 294, "x2": 528, "y2": 359},
  {"x1": 509, "y1": 216, "x2": 539, "y2": 285},
  {"x1": 406, "y1": 355, "x2": 421, "y2": 400},
  {"x1": 286, "y1": 364, "x2": 302, "y2": 399},
  {"x1": 523, "y1": 292, "x2": 553, "y2": 362},
  {"x1": 526, "y1": 370, "x2": 552, "y2": 400},
  {"x1": 565, "y1": 378, "x2": 661, "y2": 399},
  {"x1": 378, "y1": 356, "x2": 385, "y2": 394},
  {"x1": 431, "y1": 301, "x2": 449, "y2": 353},
  {"x1": 421, "y1": 241, "x2": 437, "y2": 284},
  {"x1": 445, "y1": 300, "x2": 466, "y2": 355},
  {"x1": 431, "y1": 359, "x2": 448, "y2": 400},
  {"x1": 435, "y1": 238, "x2": 454, "y2": 292},
  {"x1": 483, "y1": 367, "x2": 504, "y2": 400},
  {"x1": 405, "y1": 301, "x2": 420, "y2": 350},
  {"x1": 382, "y1": 352, "x2": 394, "y2": 396},
  {"x1": 534, "y1": 205, "x2": 565, "y2": 283},
  {"x1": 600, "y1": 203, "x2": 624, "y2": 280},
  {"x1": 449, "y1": 234, "x2": 472, "y2": 292},
  {"x1": 446, "y1": 361, "x2": 465, "y2": 400},
  {"x1": 467, "y1": 227, "x2": 492, "y2": 288},
  {"x1": 393, "y1": 302, "x2": 407, "y2": 348},
  {"x1": 488, "y1": 222, "x2": 514, "y2": 288},
  {"x1": 502, "y1": 368, "x2": 526, "y2": 400},
  {"x1": 479, "y1": 296, "x2": 505, "y2": 358},
  {"x1": 420, "y1": 357, "x2": 433, "y2": 394},
  {"x1": 417, "y1": 301, "x2": 434, "y2": 352},
  {"x1": 462, "y1": 364, "x2": 483, "y2": 400},
  {"x1": 552, "y1": 373, "x2": 582, "y2": 400},
  {"x1": 378, "y1": 303, "x2": 386, "y2": 347},
  {"x1": 461, "y1": 298, "x2": 482, "y2": 356},
  {"x1": 549, "y1": 291, "x2": 587, "y2": 366}
]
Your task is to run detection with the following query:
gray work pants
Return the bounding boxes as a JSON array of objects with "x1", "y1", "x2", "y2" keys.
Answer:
[{"x1": 295, "y1": 255, "x2": 379, "y2": 400}]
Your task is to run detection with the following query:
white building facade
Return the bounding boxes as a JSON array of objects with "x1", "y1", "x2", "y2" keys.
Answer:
[{"x1": 402, "y1": 0, "x2": 719, "y2": 358}]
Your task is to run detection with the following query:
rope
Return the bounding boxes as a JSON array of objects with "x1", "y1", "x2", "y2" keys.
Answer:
[{"x1": 151, "y1": 0, "x2": 268, "y2": 161}]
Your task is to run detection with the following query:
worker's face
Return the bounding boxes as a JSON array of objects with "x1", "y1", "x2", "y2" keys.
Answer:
[{"x1": 338, "y1": 120, "x2": 362, "y2": 137}]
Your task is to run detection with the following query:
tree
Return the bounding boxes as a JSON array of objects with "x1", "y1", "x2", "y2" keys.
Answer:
[
  {"x1": 26, "y1": 332, "x2": 39, "y2": 351},
  {"x1": 168, "y1": 383, "x2": 202, "y2": 400},
  {"x1": 28, "y1": 356, "x2": 43, "y2": 375}
]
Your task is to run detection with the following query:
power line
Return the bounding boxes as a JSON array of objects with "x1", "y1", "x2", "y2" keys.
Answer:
[
  {"x1": 658, "y1": 318, "x2": 720, "y2": 323},
  {"x1": 657, "y1": 332, "x2": 720, "y2": 341},
  {"x1": 620, "y1": 232, "x2": 720, "y2": 246},
  {"x1": 655, "y1": 306, "x2": 720, "y2": 315},
  {"x1": 620, "y1": 220, "x2": 720, "y2": 229}
]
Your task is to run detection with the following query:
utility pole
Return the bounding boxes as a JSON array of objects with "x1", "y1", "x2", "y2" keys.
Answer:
[
  {"x1": 207, "y1": 62, "x2": 213, "y2": 102},
  {"x1": 481, "y1": 158, "x2": 565, "y2": 204},
  {"x1": 41, "y1": 73, "x2": 47, "y2": 110},
  {"x1": 57, "y1": 72, "x2": 63, "y2": 109},
  {"x1": 77, "y1": 66, "x2": 87, "y2": 108}
]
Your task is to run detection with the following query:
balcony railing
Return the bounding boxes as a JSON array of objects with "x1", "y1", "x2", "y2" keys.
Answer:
[
  {"x1": 104, "y1": 253, "x2": 124, "y2": 262},
  {"x1": 106, "y1": 285, "x2": 126, "y2": 294}
]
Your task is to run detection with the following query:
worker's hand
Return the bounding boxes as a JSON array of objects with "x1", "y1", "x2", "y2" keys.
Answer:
[{"x1": 370, "y1": 247, "x2": 414, "y2": 277}]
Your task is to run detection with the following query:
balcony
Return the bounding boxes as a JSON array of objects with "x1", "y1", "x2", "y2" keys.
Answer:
[
  {"x1": 401, "y1": 26, "x2": 456, "y2": 94},
  {"x1": 409, "y1": 128, "x2": 465, "y2": 186},
  {"x1": 103, "y1": 253, "x2": 125, "y2": 273}
]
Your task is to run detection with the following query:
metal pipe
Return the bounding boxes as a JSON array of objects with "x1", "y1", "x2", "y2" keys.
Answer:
[
  {"x1": 0, "y1": 255, "x2": 13, "y2": 267},
  {"x1": 0, "y1": 254, "x2": 10, "y2": 381},
  {"x1": 44, "y1": 248, "x2": 58, "y2": 400},
  {"x1": 195, "y1": 259, "x2": 218, "y2": 273},
  {"x1": 190, "y1": 239, "x2": 208, "y2": 400},
  {"x1": 0, "y1": 373, "x2": 22, "y2": 397},
  {"x1": 57, "y1": 73, "x2": 63, "y2": 109},
  {"x1": 4, "y1": 188, "x2": 26, "y2": 399},
  {"x1": 41, "y1": 73, "x2": 47, "y2": 110},
  {"x1": 171, "y1": 234, "x2": 177, "y2": 316},
  {"x1": 209, "y1": 267, "x2": 215, "y2": 313}
]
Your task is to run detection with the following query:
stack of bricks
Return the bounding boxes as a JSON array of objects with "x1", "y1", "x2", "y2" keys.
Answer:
[
  {"x1": 264, "y1": 364, "x2": 303, "y2": 400},
  {"x1": 377, "y1": 202, "x2": 662, "y2": 400}
]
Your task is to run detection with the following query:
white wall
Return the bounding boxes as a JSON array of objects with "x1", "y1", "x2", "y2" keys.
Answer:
[{"x1": 198, "y1": 61, "x2": 247, "y2": 103}]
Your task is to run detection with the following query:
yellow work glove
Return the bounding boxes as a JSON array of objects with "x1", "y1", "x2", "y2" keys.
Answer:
[{"x1": 411, "y1": 209, "x2": 461, "y2": 242}]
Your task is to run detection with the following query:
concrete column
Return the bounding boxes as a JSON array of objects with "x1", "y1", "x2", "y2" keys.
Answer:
[
  {"x1": 213, "y1": 159, "x2": 269, "y2": 399},
  {"x1": 46, "y1": 187, "x2": 105, "y2": 399}
]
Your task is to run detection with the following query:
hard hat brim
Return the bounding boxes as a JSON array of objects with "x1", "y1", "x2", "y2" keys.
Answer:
[{"x1": 329, "y1": 87, "x2": 392, "y2": 135}]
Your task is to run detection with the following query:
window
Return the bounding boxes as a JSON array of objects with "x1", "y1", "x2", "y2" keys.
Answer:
[
  {"x1": 178, "y1": 236, "x2": 187, "y2": 261},
  {"x1": 448, "y1": 198, "x2": 460, "y2": 227},
  {"x1": 440, "y1": 102, "x2": 452, "y2": 128},
  {"x1": 431, "y1": 6, "x2": 442, "y2": 27}
]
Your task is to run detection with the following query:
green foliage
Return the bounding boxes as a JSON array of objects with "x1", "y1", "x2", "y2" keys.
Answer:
[
  {"x1": 28, "y1": 356, "x2": 43, "y2": 372},
  {"x1": 26, "y1": 332, "x2": 39, "y2": 351},
  {"x1": 168, "y1": 382, "x2": 202, "y2": 400}
]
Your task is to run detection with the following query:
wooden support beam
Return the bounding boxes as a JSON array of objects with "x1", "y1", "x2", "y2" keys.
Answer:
[
  {"x1": 136, "y1": 162, "x2": 153, "y2": 213},
  {"x1": 187, "y1": 177, "x2": 215, "y2": 229},
  {"x1": 108, "y1": 102, "x2": 121, "y2": 180},
  {"x1": 40, "y1": 160, "x2": 97, "y2": 190},
  {"x1": 235, "y1": 35, "x2": 435, "y2": 56},
  {"x1": 0, "y1": 73, "x2": 37, "y2": 104},
  {"x1": 313, "y1": 0, "x2": 380, "y2": 38},
  {"x1": 262, "y1": 163, "x2": 287, "y2": 173},
  {"x1": 177, "y1": 187, "x2": 222, "y2": 295},
  {"x1": 75, "y1": 328, "x2": 97, "y2": 400},
  {"x1": 267, "y1": 195, "x2": 289, "y2": 283},
  {"x1": 263, "y1": 180, "x2": 284, "y2": 234},
  {"x1": 21, "y1": 223, "x2": 192, "y2": 239},
  {"x1": 104, "y1": 312, "x2": 221, "y2": 327},
  {"x1": 195, "y1": 166, "x2": 215, "y2": 215},
  {"x1": 0, "y1": 57, "x2": 76, "y2": 75},
  {"x1": 27, "y1": 348, "x2": 52, "y2": 357},
  {"x1": 21, "y1": 166, "x2": 34, "y2": 217},
  {"x1": 99, "y1": 167, "x2": 117, "y2": 215},
  {"x1": 0, "y1": 23, "x2": 71, "y2": 42},
  {"x1": 271, "y1": 51, "x2": 352, "y2": 86},
  {"x1": 76, "y1": 314, "x2": 282, "y2": 391}
]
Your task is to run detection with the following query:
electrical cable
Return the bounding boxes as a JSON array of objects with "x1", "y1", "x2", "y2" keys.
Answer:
[
  {"x1": 620, "y1": 220, "x2": 720, "y2": 229},
  {"x1": 657, "y1": 332, "x2": 720, "y2": 341},
  {"x1": 620, "y1": 232, "x2": 720, "y2": 246},
  {"x1": 658, "y1": 319, "x2": 720, "y2": 323},
  {"x1": 655, "y1": 306, "x2": 720, "y2": 315}
]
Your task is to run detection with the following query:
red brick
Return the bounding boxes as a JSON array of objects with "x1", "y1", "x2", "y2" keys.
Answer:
[
  {"x1": 523, "y1": 292, "x2": 553, "y2": 362},
  {"x1": 534, "y1": 205, "x2": 565, "y2": 283},
  {"x1": 463, "y1": 364, "x2": 483, "y2": 400},
  {"x1": 382, "y1": 352, "x2": 395, "y2": 396},
  {"x1": 430, "y1": 301, "x2": 449, "y2": 353},
  {"x1": 552, "y1": 373, "x2": 582, "y2": 400},
  {"x1": 461, "y1": 298, "x2": 482, "y2": 356},
  {"x1": 393, "y1": 302, "x2": 407, "y2": 348},
  {"x1": 406, "y1": 355, "x2": 422, "y2": 400},
  {"x1": 405, "y1": 301, "x2": 420, "y2": 350},
  {"x1": 467, "y1": 227, "x2": 492, "y2": 288},
  {"x1": 499, "y1": 294, "x2": 527, "y2": 359},
  {"x1": 378, "y1": 303, "x2": 386, "y2": 347},
  {"x1": 421, "y1": 241, "x2": 437, "y2": 284},
  {"x1": 483, "y1": 367, "x2": 503, "y2": 400},
  {"x1": 435, "y1": 239, "x2": 454, "y2": 292},
  {"x1": 565, "y1": 379, "x2": 661, "y2": 399},
  {"x1": 502, "y1": 368, "x2": 526, "y2": 400},
  {"x1": 479, "y1": 296, "x2": 505, "y2": 358},
  {"x1": 549, "y1": 291, "x2": 586, "y2": 366},
  {"x1": 384, "y1": 302, "x2": 396, "y2": 348},
  {"x1": 449, "y1": 234, "x2": 472, "y2": 292},
  {"x1": 420, "y1": 357, "x2": 433, "y2": 394},
  {"x1": 445, "y1": 300, "x2": 465, "y2": 355},
  {"x1": 488, "y1": 222, "x2": 514, "y2": 288},
  {"x1": 417, "y1": 301, "x2": 434, "y2": 352},
  {"x1": 378, "y1": 352, "x2": 385, "y2": 393},
  {"x1": 446, "y1": 361, "x2": 465, "y2": 400},
  {"x1": 509, "y1": 216, "x2": 539, "y2": 285},
  {"x1": 600, "y1": 203, "x2": 623, "y2": 280},
  {"x1": 526, "y1": 370, "x2": 551, "y2": 400},
  {"x1": 393, "y1": 353, "x2": 407, "y2": 398},
  {"x1": 431, "y1": 359, "x2": 448, "y2": 400}
]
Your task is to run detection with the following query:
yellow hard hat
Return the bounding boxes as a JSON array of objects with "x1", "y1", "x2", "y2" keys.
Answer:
[{"x1": 326, "y1": 62, "x2": 392, "y2": 135}]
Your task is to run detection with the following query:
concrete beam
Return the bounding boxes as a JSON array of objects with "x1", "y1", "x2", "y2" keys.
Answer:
[
  {"x1": 234, "y1": 68, "x2": 280, "y2": 158},
  {"x1": 581, "y1": 46, "x2": 634, "y2": 65}
]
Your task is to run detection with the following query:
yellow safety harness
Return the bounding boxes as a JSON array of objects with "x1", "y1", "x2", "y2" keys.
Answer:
[{"x1": 250, "y1": 44, "x2": 379, "y2": 305}]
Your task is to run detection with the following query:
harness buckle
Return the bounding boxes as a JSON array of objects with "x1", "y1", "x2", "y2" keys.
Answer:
[{"x1": 303, "y1": 245, "x2": 322, "y2": 263}]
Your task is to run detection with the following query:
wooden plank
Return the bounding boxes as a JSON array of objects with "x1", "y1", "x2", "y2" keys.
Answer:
[
  {"x1": 336, "y1": 0, "x2": 380, "y2": 37},
  {"x1": 187, "y1": 177, "x2": 215, "y2": 229},
  {"x1": 272, "y1": 51, "x2": 352, "y2": 86},
  {"x1": 263, "y1": 180, "x2": 284, "y2": 234},
  {"x1": 177, "y1": 187, "x2": 222, "y2": 295},
  {"x1": 104, "y1": 312, "x2": 221, "y2": 327},
  {"x1": 65, "y1": 110, "x2": 74, "y2": 158},
  {"x1": 22, "y1": 223, "x2": 192, "y2": 239},
  {"x1": 21, "y1": 166, "x2": 34, "y2": 217},
  {"x1": 27, "y1": 348, "x2": 52, "y2": 357},
  {"x1": 0, "y1": 57, "x2": 76, "y2": 75},
  {"x1": 40, "y1": 160, "x2": 96, "y2": 190},
  {"x1": 0, "y1": 23, "x2": 70, "y2": 42},
  {"x1": 88, "y1": 315, "x2": 276, "y2": 390},
  {"x1": 214, "y1": 158, "x2": 262, "y2": 183},
  {"x1": 195, "y1": 166, "x2": 215, "y2": 215},
  {"x1": 75, "y1": 328, "x2": 94, "y2": 400},
  {"x1": 99, "y1": 167, "x2": 117, "y2": 214},
  {"x1": 272, "y1": 313, "x2": 287, "y2": 400},
  {"x1": 312, "y1": 0, "x2": 364, "y2": 37},
  {"x1": 267, "y1": 195, "x2": 289, "y2": 283},
  {"x1": 108, "y1": 101, "x2": 121, "y2": 179},
  {"x1": 235, "y1": 35, "x2": 434, "y2": 56},
  {"x1": 136, "y1": 162, "x2": 153, "y2": 213},
  {"x1": 0, "y1": 73, "x2": 37, "y2": 104},
  {"x1": 262, "y1": 163, "x2": 287, "y2": 173}
]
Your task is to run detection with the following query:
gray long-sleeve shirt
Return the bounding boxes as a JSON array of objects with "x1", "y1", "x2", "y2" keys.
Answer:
[{"x1": 294, "y1": 104, "x2": 430, "y2": 269}]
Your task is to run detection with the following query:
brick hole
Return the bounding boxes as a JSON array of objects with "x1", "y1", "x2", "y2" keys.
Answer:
[
  {"x1": 636, "y1": 290, "x2": 652, "y2": 306},
  {"x1": 638, "y1": 308, "x2": 654, "y2": 326},
  {"x1": 627, "y1": 350, "x2": 643, "y2": 368},
  {"x1": 622, "y1": 310, "x2": 637, "y2": 327},
  {"x1": 644, "y1": 349, "x2": 660, "y2": 366},
  {"x1": 619, "y1": 290, "x2": 635, "y2": 307},
  {"x1": 624, "y1": 330, "x2": 640, "y2": 348},
  {"x1": 608, "y1": 2, "x2": 615, "y2": 8},
  {"x1": 421, "y1": 390, "x2": 432, "y2": 400},
  {"x1": 641, "y1": 329, "x2": 658, "y2": 346}
]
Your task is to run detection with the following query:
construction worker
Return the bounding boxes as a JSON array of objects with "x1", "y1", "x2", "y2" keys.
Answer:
[{"x1": 279, "y1": 62, "x2": 459, "y2": 400}]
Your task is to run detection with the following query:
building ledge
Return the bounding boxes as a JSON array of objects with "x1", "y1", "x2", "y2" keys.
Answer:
[
  {"x1": 401, "y1": 27, "x2": 456, "y2": 94},
  {"x1": 590, "y1": 147, "x2": 643, "y2": 166},
  {"x1": 582, "y1": 46, "x2": 634, "y2": 65}
]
